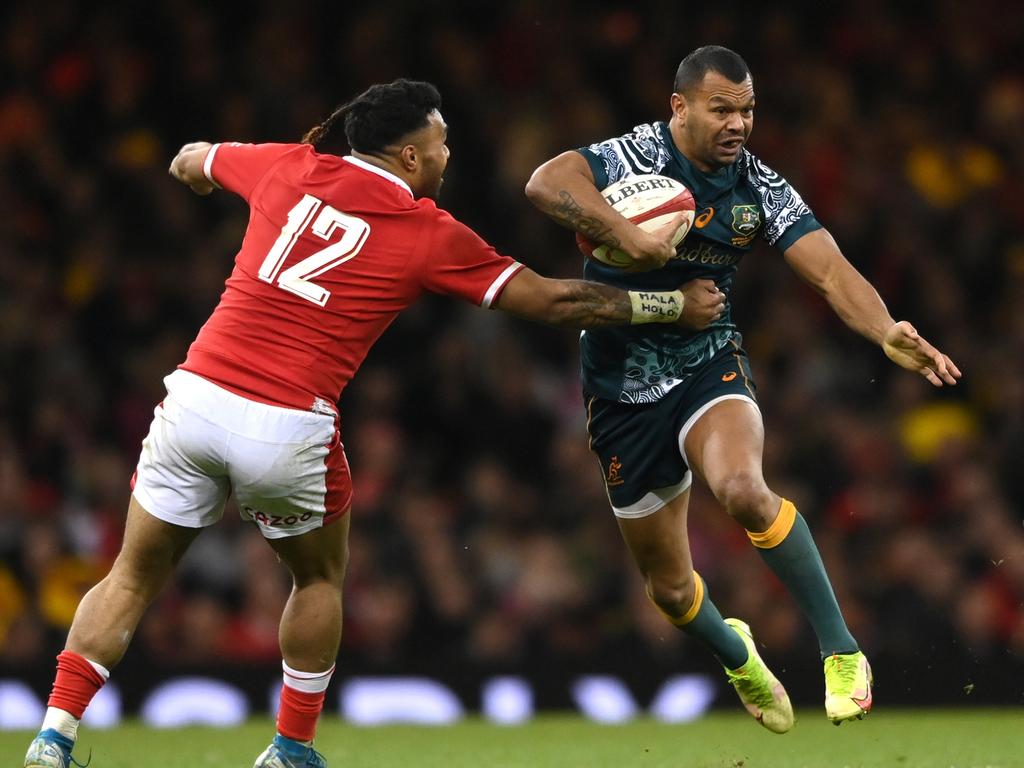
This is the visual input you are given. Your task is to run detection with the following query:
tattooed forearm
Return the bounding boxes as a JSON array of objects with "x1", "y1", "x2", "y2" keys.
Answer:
[
  {"x1": 551, "y1": 280, "x2": 632, "y2": 328},
  {"x1": 552, "y1": 191, "x2": 621, "y2": 247}
]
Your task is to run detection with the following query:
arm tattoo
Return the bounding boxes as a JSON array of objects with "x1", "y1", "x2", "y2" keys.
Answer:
[
  {"x1": 555, "y1": 280, "x2": 632, "y2": 328},
  {"x1": 552, "y1": 191, "x2": 621, "y2": 248}
]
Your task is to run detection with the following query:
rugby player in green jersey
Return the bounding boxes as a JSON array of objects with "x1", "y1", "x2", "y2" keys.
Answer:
[{"x1": 526, "y1": 45, "x2": 960, "y2": 730}]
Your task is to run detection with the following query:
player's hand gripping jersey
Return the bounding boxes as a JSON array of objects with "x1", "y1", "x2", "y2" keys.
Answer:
[
  {"x1": 577, "y1": 122, "x2": 821, "y2": 404},
  {"x1": 182, "y1": 143, "x2": 523, "y2": 409}
]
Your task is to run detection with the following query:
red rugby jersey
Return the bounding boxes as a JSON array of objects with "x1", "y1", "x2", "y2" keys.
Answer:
[{"x1": 180, "y1": 143, "x2": 524, "y2": 409}]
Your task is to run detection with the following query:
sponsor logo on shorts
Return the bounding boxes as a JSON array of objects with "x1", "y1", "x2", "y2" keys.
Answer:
[
  {"x1": 605, "y1": 456, "x2": 624, "y2": 487},
  {"x1": 243, "y1": 505, "x2": 314, "y2": 528},
  {"x1": 311, "y1": 397, "x2": 335, "y2": 416},
  {"x1": 721, "y1": 371, "x2": 738, "y2": 382}
]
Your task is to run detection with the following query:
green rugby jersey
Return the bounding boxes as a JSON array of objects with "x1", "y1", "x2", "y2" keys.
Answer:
[{"x1": 577, "y1": 121, "x2": 821, "y2": 404}]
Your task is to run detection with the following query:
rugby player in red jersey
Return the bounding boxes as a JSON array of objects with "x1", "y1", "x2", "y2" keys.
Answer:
[{"x1": 24, "y1": 79, "x2": 725, "y2": 768}]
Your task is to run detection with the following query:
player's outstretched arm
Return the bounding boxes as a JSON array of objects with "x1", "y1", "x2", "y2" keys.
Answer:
[
  {"x1": 169, "y1": 141, "x2": 216, "y2": 195},
  {"x1": 494, "y1": 268, "x2": 723, "y2": 330},
  {"x1": 783, "y1": 228, "x2": 961, "y2": 387},
  {"x1": 525, "y1": 151, "x2": 675, "y2": 270}
]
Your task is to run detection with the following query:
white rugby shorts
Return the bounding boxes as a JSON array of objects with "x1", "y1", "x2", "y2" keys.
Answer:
[{"x1": 131, "y1": 369, "x2": 351, "y2": 539}]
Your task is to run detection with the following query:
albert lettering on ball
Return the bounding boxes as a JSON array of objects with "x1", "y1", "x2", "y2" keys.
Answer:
[{"x1": 576, "y1": 174, "x2": 696, "y2": 268}]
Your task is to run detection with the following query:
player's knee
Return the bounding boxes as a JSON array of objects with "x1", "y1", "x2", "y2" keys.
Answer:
[
  {"x1": 715, "y1": 471, "x2": 774, "y2": 529},
  {"x1": 275, "y1": 517, "x2": 351, "y2": 587},
  {"x1": 646, "y1": 571, "x2": 697, "y2": 619},
  {"x1": 293, "y1": 561, "x2": 347, "y2": 590},
  {"x1": 289, "y1": 545, "x2": 349, "y2": 588},
  {"x1": 105, "y1": 559, "x2": 165, "y2": 605},
  {"x1": 110, "y1": 541, "x2": 182, "y2": 598}
]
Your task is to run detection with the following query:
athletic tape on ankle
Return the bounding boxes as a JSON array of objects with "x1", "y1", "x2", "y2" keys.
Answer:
[
  {"x1": 282, "y1": 661, "x2": 335, "y2": 694},
  {"x1": 747, "y1": 499, "x2": 797, "y2": 549},
  {"x1": 42, "y1": 706, "x2": 82, "y2": 740}
]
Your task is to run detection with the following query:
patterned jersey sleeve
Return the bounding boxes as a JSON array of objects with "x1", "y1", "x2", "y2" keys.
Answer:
[
  {"x1": 742, "y1": 151, "x2": 822, "y2": 250},
  {"x1": 203, "y1": 143, "x2": 301, "y2": 202},
  {"x1": 576, "y1": 123, "x2": 674, "y2": 190},
  {"x1": 419, "y1": 205, "x2": 524, "y2": 308}
]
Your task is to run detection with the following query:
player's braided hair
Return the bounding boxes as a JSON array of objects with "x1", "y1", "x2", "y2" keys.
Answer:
[
  {"x1": 674, "y1": 45, "x2": 750, "y2": 94},
  {"x1": 302, "y1": 79, "x2": 442, "y2": 155}
]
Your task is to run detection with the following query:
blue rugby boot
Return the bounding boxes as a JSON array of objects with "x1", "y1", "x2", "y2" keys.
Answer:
[
  {"x1": 253, "y1": 734, "x2": 327, "y2": 768},
  {"x1": 24, "y1": 728, "x2": 87, "y2": 768}
]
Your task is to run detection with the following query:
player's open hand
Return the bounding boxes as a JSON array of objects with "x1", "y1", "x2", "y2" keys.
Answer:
[
  {"x1": 676, "y1": 278, "x2": 725, "y2": 330},
  {"x1": 622, "y1": 212, "x2": 688, "y2": 272},
  {"x1": 882, "y1": 321, "x2": 961, "y2": 386}
]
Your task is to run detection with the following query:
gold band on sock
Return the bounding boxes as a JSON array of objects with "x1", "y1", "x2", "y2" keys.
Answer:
[
  {"x1": 747, "y1": 499, "x2": 797, "y2": 549},
  {"x1": 647, "y1": 571, "x2": 705, "y2": 626},
  {"x1": 677, "y1": 571, "x2": 705, "y2": 625}
]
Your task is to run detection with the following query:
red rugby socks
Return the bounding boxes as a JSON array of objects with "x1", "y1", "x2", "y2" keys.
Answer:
[
  {"x1": 47, "y1": 650, "x2": 109, "y2": 718},
  {"x1": 43, "y1": 650, "x2": 110, "y2": 740},
  {"x1": 276, "y1": 661, "x2": 335, "y2": 744}
]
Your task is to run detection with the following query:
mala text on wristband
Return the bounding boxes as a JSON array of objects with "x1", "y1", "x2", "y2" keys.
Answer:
[{"x1": 629, "y1": 290, "x2": 684, "y2": 324}]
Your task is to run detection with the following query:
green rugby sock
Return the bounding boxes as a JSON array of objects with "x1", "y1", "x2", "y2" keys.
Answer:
[
  {"x1": 653, "y1": 572, "x2": 748, "y2": 669},
  {"x1": 750, "y1": 500, "x2": 858, "y2": 658}
]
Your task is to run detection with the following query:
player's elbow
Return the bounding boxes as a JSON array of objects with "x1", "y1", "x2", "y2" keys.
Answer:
[
  {"x1": 504, "y1": 277, "x2": 577, "y2": 328},
  {"x1": 524, "y1": 166, "x2": 552, "y2": 209},
  {"x1": 525, "y1": 152, "x2": 585, "y2": 209},
  {"x1": 496, "y1": 270, "x2": 591, "y2": 329},
  {"x1": 537, "y1": 280, "x2": 593, "y2": 329}
]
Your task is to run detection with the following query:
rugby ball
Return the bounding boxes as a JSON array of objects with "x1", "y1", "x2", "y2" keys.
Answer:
[{"x1": 576, "y1": 174, "x2": 695, "y2": 267}]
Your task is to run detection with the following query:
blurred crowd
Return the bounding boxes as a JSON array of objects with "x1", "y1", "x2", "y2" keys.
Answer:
[{"x1": 1, "y1": 0, "x2": 1023, "y2": 705}]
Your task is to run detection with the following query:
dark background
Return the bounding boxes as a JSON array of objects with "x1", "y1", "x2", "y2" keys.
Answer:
[{"x1": 1, "y1": 0, "x2": 1022, "y2": 713}]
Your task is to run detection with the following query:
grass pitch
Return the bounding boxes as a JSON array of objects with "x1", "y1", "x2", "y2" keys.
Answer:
[{"x1": 4, "y1": 710, "x2": 1022, "y2": 768}]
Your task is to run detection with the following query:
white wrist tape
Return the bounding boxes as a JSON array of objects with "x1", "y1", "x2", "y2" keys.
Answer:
[{"x1": 629, "y1": 290, "x2": 684, "y2": 324}]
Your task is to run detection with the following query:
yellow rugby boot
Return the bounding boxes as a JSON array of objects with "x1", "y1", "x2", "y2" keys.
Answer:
[
  {"x1": 824, "y1": 651, "x2": 873, "y2": 724},
  {"x1": 723, "y1": 618, "x2": 795, "y2": 733}
]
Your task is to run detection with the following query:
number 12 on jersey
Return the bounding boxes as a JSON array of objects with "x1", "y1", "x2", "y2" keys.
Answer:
[{"x1": 258, "y1": 194, "x2": 371, "y2": 306}]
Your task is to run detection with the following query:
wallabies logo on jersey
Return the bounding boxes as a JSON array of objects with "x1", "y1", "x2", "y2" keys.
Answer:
[{"x1": 730, "y1": 204, "x2": 762, "y2": 245}]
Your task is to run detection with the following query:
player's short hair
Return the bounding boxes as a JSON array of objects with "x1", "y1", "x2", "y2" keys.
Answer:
[
  {"x1": 673, "y1": 45, "x2": 751, "y2": 94},
  {"x1": 303, "y1": 79, "x2": 442, "y2": 154}
]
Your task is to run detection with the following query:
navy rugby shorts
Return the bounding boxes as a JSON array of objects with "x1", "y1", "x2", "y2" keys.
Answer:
[{"x1": 585, "y1": 342, "x2": 758, "y2": 518}]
